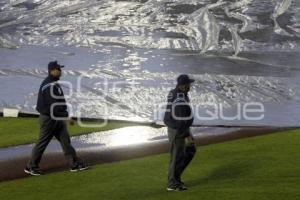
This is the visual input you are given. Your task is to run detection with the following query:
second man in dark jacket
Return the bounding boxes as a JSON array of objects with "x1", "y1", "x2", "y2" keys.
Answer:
[{"x1": 164, "y1": 74, "x2": 196, "y2": 191}]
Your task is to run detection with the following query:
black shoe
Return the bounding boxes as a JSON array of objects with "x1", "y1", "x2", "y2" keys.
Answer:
[
  {"x1": 167, "y1": 185, "x2": 188, "y2": 192},
  {"x1": 24, "y1": 167, "x2": 42, "y2": 176},
  {"x1": 180, "y1": 184, "x2": 188, "y2": 190},
  {"x1": 179, "y1": 181, "x2": 188, "y2": 189},
  {"x1": 70, "y1": 163, "x2": 89, "y2": 172}
]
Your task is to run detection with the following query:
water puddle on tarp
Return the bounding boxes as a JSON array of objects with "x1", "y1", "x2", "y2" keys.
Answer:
[{"x1": 0, "y1": 126, "x2": 236, "y2": 161}]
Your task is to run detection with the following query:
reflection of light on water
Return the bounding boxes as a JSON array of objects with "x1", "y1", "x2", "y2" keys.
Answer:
[
  {"x1": 107, "y1": 127, "x2": 150, "y2": 147},
  {"x1": 78, "y1": 126, "x2": 166, "y2": 148}
]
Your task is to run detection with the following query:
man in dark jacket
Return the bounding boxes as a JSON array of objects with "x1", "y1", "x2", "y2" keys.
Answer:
[
  {"x1": 164, "y1": 74, "x2": 196, "y2": 191},
  {"x1": 24, "y1": 61, "x2": 87, "y2": 176}
]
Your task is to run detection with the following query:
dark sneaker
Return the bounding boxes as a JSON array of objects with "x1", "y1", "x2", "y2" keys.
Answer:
[
  {"x1": 180, "y1": 184, "x2": 188, "y2": 190},
  {"x1": 24, "y1": 167, "x2": 42, "y2": 176},
  {"x1": 70, "y1": 163, "x2": 89, "y2": 172},
  {"x1": 179, "y1": 181, "x2": 188, "y2": 189},
  {"x1": 167, "y1": 185, "x2": 188, "y2": 192}
]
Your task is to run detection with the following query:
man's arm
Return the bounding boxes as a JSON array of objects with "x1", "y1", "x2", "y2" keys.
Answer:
[
  {"x1": 43, "y1": 84, "x2": 69, "y2": 118},
  {"x1": 173, "y1": 101, "x2": 192, "y2": 138},
  {"x1": 164, "y1": 91, "x2": 178, "y2": 129}
]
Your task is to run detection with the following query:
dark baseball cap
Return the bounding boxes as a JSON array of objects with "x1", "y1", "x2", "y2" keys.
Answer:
[
  {"x1": 177, "y1": 74, "x2": 195, "y2": 85},
  {"x1": 48, "y1": 61, "x2": 64, "y2": 71}
]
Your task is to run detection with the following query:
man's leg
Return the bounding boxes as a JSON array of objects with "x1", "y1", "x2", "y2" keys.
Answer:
[
  {"x1": 167, "y1": 128, "x2": 186, "y2": 188},
  {"x1": 27, "y1": 115, "x2": 54, "y2": 169},
  {"x1": 54, "y1": 121, "x2": 82, "y2": 167},
  {"x1": 177, "y1": 130, "x2": 196, "y2": 178},
  {"x1": 177, "y1": 143, "x2": 196, "y2": 179}
]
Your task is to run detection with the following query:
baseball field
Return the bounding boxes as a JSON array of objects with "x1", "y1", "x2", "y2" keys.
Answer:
[{"x1": 0, "y1": 117, "x2": 299, "y2": 199}]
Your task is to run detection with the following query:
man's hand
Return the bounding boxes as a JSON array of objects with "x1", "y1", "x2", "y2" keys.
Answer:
[
  {"x1": 68, "y1": 118, "x2": 76, "y2": 126},
  {"x1": 185, "y1": 136, "x2": 195, "y2": 146}
]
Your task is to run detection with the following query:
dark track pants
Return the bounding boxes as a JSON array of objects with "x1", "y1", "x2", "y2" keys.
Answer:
[
  {"x1": 27, "y1": 114, "x2": 81, "y2": 169},
  {"x1": 167, "y1": 128, "x2": 196, "y2": 187}
]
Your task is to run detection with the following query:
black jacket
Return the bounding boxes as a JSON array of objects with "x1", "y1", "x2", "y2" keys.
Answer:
[
  {"x1": 36, "y1": 76, "x2": 68, "y2": 118},
  {"x1": 163, "y1": 87, "x2": 194, "y2": 137}
]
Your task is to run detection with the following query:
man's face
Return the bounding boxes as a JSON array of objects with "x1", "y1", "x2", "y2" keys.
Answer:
[
  {"x1": 185, "y1": 83, "x2": 191, "y2": 92},
  {"x1": 50, "y1": 68, "x2": 61, "y2": 78}
]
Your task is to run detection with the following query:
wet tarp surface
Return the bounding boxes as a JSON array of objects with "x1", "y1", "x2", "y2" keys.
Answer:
[{"x1": 0, "y1": 0, "x2": 300, "y2": 126}]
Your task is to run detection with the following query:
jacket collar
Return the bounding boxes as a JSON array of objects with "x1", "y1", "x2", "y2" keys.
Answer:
[{"x1": 47, "y1": 75, "x2": 60, "y2": 82}]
